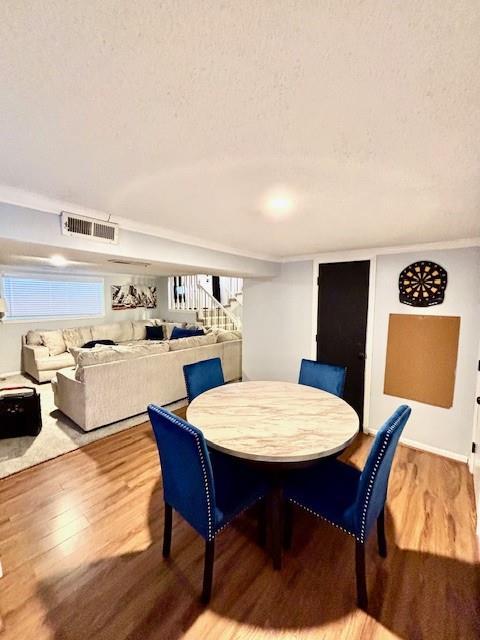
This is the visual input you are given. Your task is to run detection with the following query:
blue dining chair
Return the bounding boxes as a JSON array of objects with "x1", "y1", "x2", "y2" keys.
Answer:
[
  {"x1": 148, "y1": 404, "x2": 269, "y2": 603},
  {"x1": 298, "y1": 358, "x2": 347, "y2": 397},
  {"x1": 284, "y1": 405, "x2": 411, "y2": 609},
  {"x1": 183, "y1": 357, "x2": 225, "y2": 403}
]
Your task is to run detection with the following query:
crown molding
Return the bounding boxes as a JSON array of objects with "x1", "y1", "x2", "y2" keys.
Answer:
[
  {"x1": 281, "y1": 237, "x2": 480, "y2": 263},
  {"x1": 2, "y1": 184, "x2": 478, "y2": 266}
]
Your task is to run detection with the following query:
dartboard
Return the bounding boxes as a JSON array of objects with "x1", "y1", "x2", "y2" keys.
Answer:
[{"x1": 398, "y1": 261, "x2": 447, "y2": 307}]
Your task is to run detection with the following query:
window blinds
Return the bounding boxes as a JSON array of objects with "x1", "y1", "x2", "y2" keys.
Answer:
[{"x1": 2, "y1": 275, "x2": 104, "y2": 320}]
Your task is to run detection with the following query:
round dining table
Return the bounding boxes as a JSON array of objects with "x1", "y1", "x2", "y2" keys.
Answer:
[{"x1": 187, "y1": 380, "x2": 360, "y2": 569}]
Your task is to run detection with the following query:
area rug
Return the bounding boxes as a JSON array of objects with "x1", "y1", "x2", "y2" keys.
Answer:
[{"x1": 0, "y1": 374, "x2": 185, "y2": 479}]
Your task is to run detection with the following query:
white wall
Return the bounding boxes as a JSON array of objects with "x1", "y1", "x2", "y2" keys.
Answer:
[
  {"x1": 242, "y1": 261, "x2": 314, "y2": 382},
  {"x1": 242, "y1": 246, "x2": 480, "y2": 459},
  {"x1": 0, "y1": 272, "x2": 159, "y2": 374},
  {"x1": 369, "y1": 247, "x2": 480, "y2": 458}
]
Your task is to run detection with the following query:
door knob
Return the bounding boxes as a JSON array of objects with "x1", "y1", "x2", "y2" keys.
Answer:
[{"x1": 358, "y1": 352, "x2": 366, "y2": 360}]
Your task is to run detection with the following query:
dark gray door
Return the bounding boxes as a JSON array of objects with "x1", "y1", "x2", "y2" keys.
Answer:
[{"x1": 317, "y1": 260, "x2": 370, "y2": 427}]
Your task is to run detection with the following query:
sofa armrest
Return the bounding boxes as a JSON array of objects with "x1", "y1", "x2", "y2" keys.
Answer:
[
  {"x1": 222, "y1": 339, "x2": 242, "y2": 381},
  {"x1": 56, "y1": 368, "x2": 83, "y2": 390},
  {"x1": 22, "y1": 343, "x2": 50, "y2": 381},
  {"x1": 23, "y1": 344, "x2": 50, "y2": 360},
  {"x1": 54, "y1": 369, "x2": 87, "y2": 429}
]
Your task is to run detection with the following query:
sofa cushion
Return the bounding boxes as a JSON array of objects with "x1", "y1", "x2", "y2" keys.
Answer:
[
  {"x1": 117, "y1": 321, "x2": 134, "y2": 342},
  {"x1": 63, "y1": 326, "x2": 93, "y2": 350},
  {"x1": 90, "y1": 323, "x2": 123, "y2": 342},
  {"x1": 40, "y1": 330, "x2": 67, "y2": 356},
  {"x1": 75, "y1": 342, "x2": 170, "y2": 381},
  {"x1": 161, "y1": 322, "x2": 188, "y2": 339},
  {"x1": 77, "y1": 340, "x2": 169, "y2": 367},
  {"x1": 36, "y1": 351, "x2": 75, "y2": 371},
  {"x1": 184, "y1": 322, "x2": 205, "y2": 330},
  {"x1": 159, "y1": 321, "x2": 203, "y2": 338},
  {"x1": 127, "y1": 342, "x2": 170, "y2": 355},
  {"x1": 26, "y1": 330, "x2": 43, "y2": 346},
  {"x1": 216, "y1": 330, "x2": 242, "y2": 342},
  {"x1": 167, "y1": 333, "x2": 217, "y2": 351},
  {"x1": 170, "y1": 326, "x2": 205, "y2": 339},
  {"x1": 146, "y1": 325, "x2": 165, "y2": 341},
  {"x1": 119, "y1": 339, "x2": 151, "y2": 347},
  {"x1": 132, "y1": 320, "x2": 154, "y2": 341}
]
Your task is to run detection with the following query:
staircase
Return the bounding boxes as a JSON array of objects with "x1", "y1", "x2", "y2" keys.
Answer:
[
  {"x1": 200, "y1": 307, "x2": 237, "y2": 331},
  {"x1": 168, "y1": 275, "x2": 243, "y2": 330},
  {"x1": 199, "y1": 291, "x2": 242, "y2": 330}
]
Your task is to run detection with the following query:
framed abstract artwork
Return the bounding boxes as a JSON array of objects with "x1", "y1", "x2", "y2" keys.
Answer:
[{"x1": 111, "y1": 285, "x2": 157, "y2": 310}]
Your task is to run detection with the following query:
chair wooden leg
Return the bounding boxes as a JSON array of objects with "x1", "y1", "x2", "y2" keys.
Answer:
[
  {"x1": 355, "y1": 541, "x2": 368, "y2": 610},
  {"x1": 377, "y1": 508, "x2": 387, "y2": 558},
  {"x1": 258, "y1": 499, "x2": 267, "y2": 548},
  {"x1": 283, "y1": 501, "x2": 293, "y2": 550},
  {"x1": 201, "y1": 539, "x2": 215, "y2": 604},
  {"x1": 163, "y1": 502, "x2": 172, "y2": 558}
]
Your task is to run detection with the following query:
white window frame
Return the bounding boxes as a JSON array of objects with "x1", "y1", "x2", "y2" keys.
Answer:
[{"x1": 0, "y1": 272, "x2": 105, "y2": 324}]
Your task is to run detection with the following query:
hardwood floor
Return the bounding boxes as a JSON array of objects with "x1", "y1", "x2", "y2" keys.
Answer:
[{"x1": 0, "y1": 409, "x2": 479, "y2": 639}]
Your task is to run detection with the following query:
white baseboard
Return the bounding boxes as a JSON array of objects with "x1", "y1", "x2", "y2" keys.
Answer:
[
  {"x1": 364, "y1": 427, "x2": 469, "y2": 463},
  {"x1": 0, "y1": 370, "x2": 21, "y2": 379}
]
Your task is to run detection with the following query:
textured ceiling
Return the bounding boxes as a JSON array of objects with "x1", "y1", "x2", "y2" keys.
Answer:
[{"x1": 0, "y1": 1, "x2": 479, "y2": 259}]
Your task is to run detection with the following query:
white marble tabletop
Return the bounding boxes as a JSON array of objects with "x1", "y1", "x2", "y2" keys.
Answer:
[{"x1": 186, "y1": 380, "x2": 360, "y2": 463}]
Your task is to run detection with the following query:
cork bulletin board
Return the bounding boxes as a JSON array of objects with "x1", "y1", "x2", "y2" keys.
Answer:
[{"x1": 384, "y1": 314, "x2": 460, "y2": 408}]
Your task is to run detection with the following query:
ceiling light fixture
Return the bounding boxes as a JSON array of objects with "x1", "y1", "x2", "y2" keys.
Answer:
[
  {"x1": 262, "y1": 186, "x2": 295, "y2": 219},
  {"x1": 50, "y1": 255, "x2": 68, "y2": 267}
]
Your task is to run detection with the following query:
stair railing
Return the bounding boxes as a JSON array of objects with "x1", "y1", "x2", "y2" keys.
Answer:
[
  {"x1": 229, "y1": 291, "x2": 243, "y2": 306},
  {"x1": 221, "y1": 277, "x2": 243, "y2": 305},
  {"x1": 196, "y1": 283, "x2": 242, "y2": 330},
  {"x1": 168, "y1": 274, "x2": 201, "y2": 311},
  {"x1": 167, "y1": 275, "x2": 243, "y2": 318}
]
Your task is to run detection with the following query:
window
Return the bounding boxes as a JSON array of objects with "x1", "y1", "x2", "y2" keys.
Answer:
[{"x1": 1, "y1": 274, "x2": 104, "y2": 320}]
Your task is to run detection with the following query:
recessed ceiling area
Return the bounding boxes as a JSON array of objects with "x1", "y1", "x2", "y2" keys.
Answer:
[
  {"x1": 0, "y1": 237, "x2": 219, "y2": 277},
  {"x1": 0, "y1": 2, "x2": 479, "y2": 259}
]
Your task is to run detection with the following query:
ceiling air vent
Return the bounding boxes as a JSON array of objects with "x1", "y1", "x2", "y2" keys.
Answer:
[
  {"x1": 61, "y1": 212, "x2": 119, "y2": 244},
  {"x1": 108, "y1": 259, "x2": 152, "y2": 268}
]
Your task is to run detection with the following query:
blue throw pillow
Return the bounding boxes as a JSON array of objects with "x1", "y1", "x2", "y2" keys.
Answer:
[
  {"x1": 82, "y1": 339, "x2": 116, "y2": 349},
  {"x1": 170, "y1": 327, "x2": 205, "y2": 340},
  {"x1": 145, "y1": 325, "x2": 165, "y2": 341}
]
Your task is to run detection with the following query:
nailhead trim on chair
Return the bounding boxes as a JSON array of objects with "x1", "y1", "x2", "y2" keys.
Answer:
[
  {"x1": 155, "y1": 409, "x2": 214, "y2": 541},
  {"x1": 152, "y1": 408, "x2": 265, "y2": 543},
  {"x1": 184, "y1": 377, "x2": 193, "y2": 403},
  {"x1": 287, "y1": 498, "x2": 360, "y2": 541},
  {"x1": 359, "y1": 408, "x2": 407, "y2": 543},
  {"x1": 287, "y1": 408, "x2": 408, "y2": 544},
  {"x1": 214, "y1": 498, "x2": 263, "y2": 535}
]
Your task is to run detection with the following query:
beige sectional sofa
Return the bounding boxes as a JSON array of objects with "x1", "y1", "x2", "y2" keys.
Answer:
[
  {"x1": 52, "y1": 335, "x2": 242, "y2": 431},
  {"x1": 22, "y1": 319, "x2": 203, "y2": 382}
]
